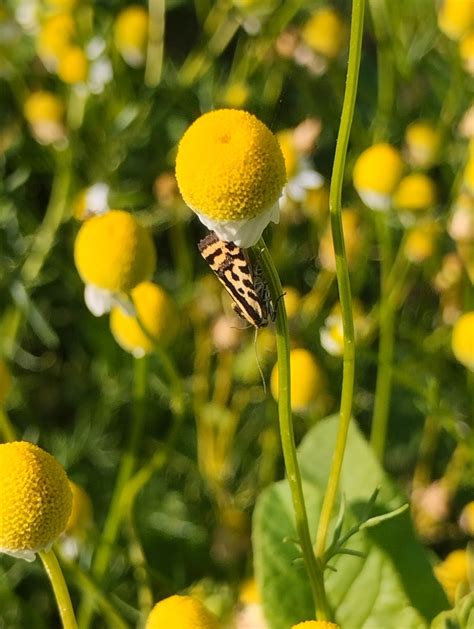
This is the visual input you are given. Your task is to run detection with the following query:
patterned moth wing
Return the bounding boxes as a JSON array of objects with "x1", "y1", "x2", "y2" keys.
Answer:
[{"x1": 198, "y1": 231, "x2": 274, "y2": 328}]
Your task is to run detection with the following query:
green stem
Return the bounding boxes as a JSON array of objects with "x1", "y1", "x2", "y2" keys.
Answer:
[
  {"x1": 0, "y1": 408, "x2": 17, "y2": 442},
  {"x1": 254, "y1": 238, "x2": 330, "y2": 621},
  {"x1": 370, "y1": 213, "x2": 395, "y2": 460},
  {"x1": 145, "y1": 0, "x2": 166, "y2": 87},
  {"x1": 39, "y1": 550, "x2": 78, "y2": 629},
  {"x1": 314, "y1": 0, "x2": 363, "y2": 559},
  {"x1": 78, "y1": 356, "x2": 148, "y2": 629},
  {"x1": 369, "y1": 0, "x2": 394, "y2": 142}
]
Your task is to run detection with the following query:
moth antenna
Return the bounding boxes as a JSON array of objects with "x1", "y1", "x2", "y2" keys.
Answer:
[{"x1": 253, "y1": 327, "x2": 267, "y2": 394}]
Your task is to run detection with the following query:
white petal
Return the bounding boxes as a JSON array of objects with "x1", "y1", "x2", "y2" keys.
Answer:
[
  {"x1": 320, "y1": 328, "x2": 343, "y2": 356},
  {"x1": 85, "y1": 183, "x2": 110, "y2": 215},
  {"x1": 295, "y1": 168, "x2": 324, "y2": 190},
  {"x1": 356, "y1": 188, "x2": 391, "y2": 212},
  {"x1": 195, "y1": 201, "x2": 280, "y2": 247},
  {"x1": 285, "y1": 180, "x2": 306, "y2": 202},
  {"x1": 84, "y1": 284, "x2": 113, "y2": 316},
  {"x1": 0, "y1": 546, "x2": 36, "y2": 562},
  {"x1": 112, "y1": 293, "x2": 136, "y2": 316}
]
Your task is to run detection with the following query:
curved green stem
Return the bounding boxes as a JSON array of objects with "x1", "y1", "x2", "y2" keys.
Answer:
[
  {"x1": 370, "y1": 213, "x2": 394, "y2": 460},
  {"x1": 39, "y1": 550, "x2": 78, "y2": 629},
  {"x1": 145, "y1": 0, "x2": 166, "y2": 87},
  {"x1": 314, "y1": 0, "x2": 363, "y2": 559},
  {"x1": 253, "y1": 238, "x2": 330, "y2": 621},
  {"x1": 78, "y1": 356, "x2": 148, "y2": 629}
]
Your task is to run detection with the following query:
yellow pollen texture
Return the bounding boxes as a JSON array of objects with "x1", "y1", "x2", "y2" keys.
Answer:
[
  {"x1": 175, "y1": 109, "x2": 286, "y2": 222},
  {"x1": 74, "y1": 210, "x2": 156, "y2": 292},
  {"x1": 0, "y1": 441, "x2": 72, "y2": 554},
  {"x1": 145, "y1": 595, "x2": 219, "y2": 629}
]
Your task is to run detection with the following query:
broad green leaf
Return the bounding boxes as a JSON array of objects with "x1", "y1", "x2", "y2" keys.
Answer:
[{"x1": 253, "y1": 416, "x2": 449, "y2": 629}]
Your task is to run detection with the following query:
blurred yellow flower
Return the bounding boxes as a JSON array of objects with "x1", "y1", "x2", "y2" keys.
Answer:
[
  {"x1": 301, "y1": 7, "x2": 346, "y2": 59},
  {"x1": 277, "y1": 129, "x2": 299, "y2": 179},
  {"x1": 438, "y1": 0, "x2": 474, "y2": 40},
  {"x1": 72, "y1": 183, "x2": 110, "y2": 220},
  {"x1": 176, "y1": 109, "x2": 286, "y2": 246},
  {"x1": 0, "y1": 441, "x2": 72, "y2": 561},
  {"x1": 459, "y1": 501, "x2": 474, "y2": 536},
  {"x1": 460, "y1": 31, "x2": 474, "y2": 75},
  {"x1": 393, "y1": 173, "x2": 437, "y2": 217},
  {"x1": 353, "y1": 143, "x2": 404, "y2": 211},
  {"x1": 65, "y1": 481, "x2": 93, "y2": 536},
  {"x1": 0, "y1": 360, "x2": 12, "y2": 406},
  {"x1": 114, "y1": 5, "x2": 148, "y2": 67},
  {"x1": 451, "y1": 311, "x2": 474, "y2": 370},
  {"x1": 110, "y1": 281, "x2": 176, "y2": 357},
  {"x1": 320, "y1": 299, "x2": 368, "y2": 356},
  {"x1": 37, "y1": 13, "x2": 75, "y2": 69},
  {"x1": 464, "y1": 150, "x2": 474, "y2": 194},
  {"x1": 221, "y1": 82, "x2": 250, "y2": 108},
  {"x1": 404, "y1": 121, "x2": 440, "y2": 169},
  {"x1": 57, "y1": 46, "x2": 88, "y2": 84},
  {"x1": 292, "y1": 621, "x2": 340, "y2": 628},
  {"x1": 434, "y1": 549, "x2": 471, "y2": 603},
  {"x1": 283, "y1": 285, "x2": 302, "y2": 320},
  {"x1": 145, "y1": 595, "x2": 219, "y2": 629},
  {"x1": 271, "y1": 348, "x2": 325, "y2": 412},
  {"x1": 404, "y1": 220, "x2": 438, "y2": 264},
  {"x1": 74, "y1": 210, "x2": 156, "y2": 316},
  {"x1": 23, "y1": 90, "x2": 66, "y2": 145}
]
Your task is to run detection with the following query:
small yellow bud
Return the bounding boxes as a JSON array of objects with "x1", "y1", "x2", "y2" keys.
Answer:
[
  {"x1": 438, "y1": 0, "x2": 474, "y2": 40},
  {"x1": 74, "y1": 210, "x2": 156, "y2": 293},
  {"x1": 434, "y1": 549, "x2": 470, "y2": 603},
  {"x1": 57, "y1": 46, "x2": 88, "y2": 84},
  {"x1": 110, "y1": 282, "x2": 176, "y2": 357},
  {"x1": 460, "y1": 31, "x2": 474, "y2": 75},
  {"x1": 301, "y1": 7, "x2": 346, "y2": 59},
  {"x1": 283, "y1": 286, "x2": 301, "y2": 320},
  {"x1": 145, "y1": 595, "x2": 219, "y2": 629},
  {"x1": 23, "y1": 91, "x2": 65, "y2": 144},
  {"x1": 404, "y1": 121, "x2": 441, "y2": 169},
  {"x1": 0, "y1": 442, "x2": 72, "y2": 561},
  {"x1": 403, "y1": 221, "x2": 438, "y2": 264},
  {"x1": 114, "y1": 5, "x2": 148, "y2": 67},
  {"x1": 37, "y1": 13, "x2": 76, "y2": 67},
  {"x1": 270, "y1": 348, "x2": 325, "y2": 412},
  {"x1": 393, "y1": 173, "x2": 437, "y2": 215},
  {"x1": 451, "y1": 311, "x2": 474, "y2": 370},
  {"x1": 353, "y1": 144, "x2": 404, "y2": 211}
]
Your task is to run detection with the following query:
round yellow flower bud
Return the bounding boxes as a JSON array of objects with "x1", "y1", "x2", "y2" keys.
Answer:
[
  {"x1": 145, "y1": 595, "x2": 219, "y2": 629},
  {"x1": 353, "y1": 143, "x2": 404, "y2": 211},
  {"x1": 438, "y1": 0, "x2": 474, "y2": 40},
  {"x1": 270, "y1": 348, "x2": 325, "y2": 412},
  {"x1": 393, "y1": 173, "x2": 437, "y2": 215},
  {"x1": 460, "y1": 32, "x2": 474, "y2": 75},
  {"x1": 175, "y1": 109, "x2": 286, "y2": 246},
  {"x1": 0, "y1": 441, "x2": 72, "y2": 561},
  {"x1": 301, "y1": 7, "x2": 346, "y2": 59},
  {"x1": 451, "y1": 311, "x2": 474, "y2": 370},
  {"x1": 434, "y1": 549, "x2": 470, "y2": 603},
  {"x1": 403, "y1": 221, "x2": 438, "y2": 264},
  {"x1": 114, "y1": 5, "x2": 148, "y2": 67},
  {"x1": 65, "y1": 481, "x2": 93, "y2": 536},
  {"x1": 74, "y1": 210, "x2": 156, "y2": 293},
  {"x1": 23, "y1": 91, "x2": 65, "y2": 145},
  {"x1": 110, "y1": 281, "x2": 175, "y2": 357},
  {"x1": 292, "y1": 621, "x2": 340, "y2": 628},
  {"x1": 0, "y1": 360, "x2": 13, "y2": 406},
  {"x1": 404, "y1": 121, "x2": 441, "y2": 169},
  {"x1": 221, "y1": 82, "x2": 250, "y2": 108},
  {"x1": 37, "y1": 13, "x2": 75, "y2": 67},
  {"x1": 57, "y1": 46, "x2": 88, "y2": 84}
]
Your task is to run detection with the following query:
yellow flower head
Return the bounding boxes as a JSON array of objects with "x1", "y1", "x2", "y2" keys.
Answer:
[
  {"x1": 271, "y1": 348, "x2": 325, "y2": 412},
  {"x1": 404, "y1": 121, "x2": 441, "y2": 169},
  {"x1": 74, "y1": 210, "x2": 156, "y2": 295},
  {"x1": 175, "y1": 109, "x2": 286, "y2": 246},
  {"x1": 353, "y1": 143, "x2": 404, "y2": 211},
  {"x1": 57, "y1": 45, "x2": 88, "y2": 84},
  {"x1": 438, "y1": 0, "x2": 474, "y2": 40},
  {"x1": 403, "y1": 221, "x2": 438, "y2": 264},
  {"x1": 145, "y1": 595, "x2": 219, "y2": 629},
  {"x1": 0, "y1": 441, "x2": 72, "y2": 561},
  {"x1": 110, "y1": 281, "x2": 176, "y2": 357},
  {"x1": 65, "y1": 481, "x2": 93, "y2": 537},
  {"x1": 460, "y1": 32, "x2": 474, "y2": 75},
  {"x1": 23, "y1": 91, "x2": 65, "y2": 145},
  {"x1": 37, "y1": 13, "x2": 75, "y2": 68},
  {"x1": 451, "y1": 311, "x2": 474, "y2": 370},
  {"x1": 434, "y1": 549, "x2": 470, "y2": 603},
  {"x1": 239, "y1": 578, "x2": 260, "y2": 605},
  {"x1": 393, "y1": 173, "x2": 437, "y2": 216},
  {"x1": 292, "y1": 622, "x2": 340, "y2": 628},
  {"x1": 301, "y1": 7, "x2": 346, "y2": 59},
  {"x1": 114, "y1": 5, "x2": 148, "y2": 67},
  {"x1": 0, "y1": 360, "x2": 13, "y2": 406}
]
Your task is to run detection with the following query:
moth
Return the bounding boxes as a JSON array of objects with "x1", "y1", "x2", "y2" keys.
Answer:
[{"x1": 198, "y1": 231, "x2": 275, "y2": 328}]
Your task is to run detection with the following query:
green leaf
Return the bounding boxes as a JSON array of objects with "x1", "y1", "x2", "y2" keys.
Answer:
[{"x1": 253, "y1": 416, "x2": 449, "y2": 629}]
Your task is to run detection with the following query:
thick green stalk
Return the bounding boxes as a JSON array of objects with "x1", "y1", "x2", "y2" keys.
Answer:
[
  {"x1": 78, "y1": 356, "x2": 148, "y2": 629},
  {"x1": 314, "y1": 0, "x2": 364, "y2": 559},
  {"x1": 254, "y1": 238, "x2": 330, "y2": 621},
  {"x1": 39, "y1": 550, "x2": 78, "y2": 629}
]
